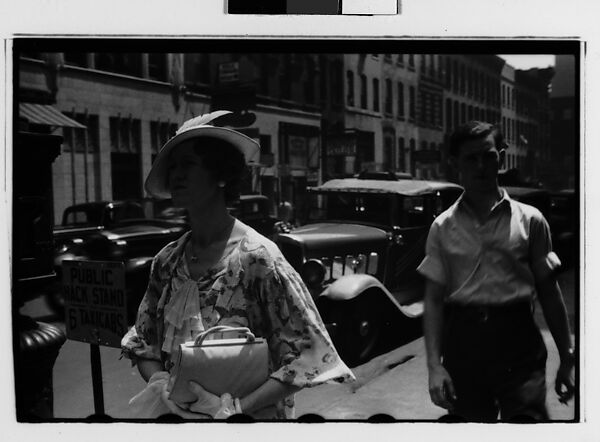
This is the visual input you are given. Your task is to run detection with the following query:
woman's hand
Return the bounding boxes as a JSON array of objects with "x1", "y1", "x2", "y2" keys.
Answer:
[{"x1": 160, "y1": 381, "x2": 239, "y2": 419}]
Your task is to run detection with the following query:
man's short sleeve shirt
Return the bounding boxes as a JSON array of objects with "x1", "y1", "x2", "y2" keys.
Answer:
[{"x1": 417, "y1": 189, "x2": 561, "y2": 305}]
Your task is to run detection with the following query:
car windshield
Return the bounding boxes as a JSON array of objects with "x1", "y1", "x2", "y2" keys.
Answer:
[{"x1": 308, "y1": 192, "x2": 393, "y2": 226}]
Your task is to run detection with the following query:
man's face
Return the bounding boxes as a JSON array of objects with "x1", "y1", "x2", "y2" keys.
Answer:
[{"x1": 455, "y1": 133, "x2": 504, "y2": 193}]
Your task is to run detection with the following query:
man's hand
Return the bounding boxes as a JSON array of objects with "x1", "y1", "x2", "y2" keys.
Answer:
[
  {"x1": 428, "y1": 365, "x2": 457, "y2": 410},
  {"x1": 555, "y1": 359, "x2": 575, "y2": 404}
]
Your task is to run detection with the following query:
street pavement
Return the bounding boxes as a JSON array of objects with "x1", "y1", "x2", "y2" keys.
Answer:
[{"x1": 20, "y1": 268, "x2": 577, "y2": 421}]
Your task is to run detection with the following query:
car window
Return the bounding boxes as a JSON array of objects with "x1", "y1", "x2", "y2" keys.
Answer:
[
  {"x1": 64, "y1": 210, "x2": 90, "y2": 226},
  {"x1": 400, "y1": 197, "x2": 427, "y2": 227},
  {"x1": 62, "y1": 208, "x2": 102, "y2": 226},
  {"x1": 315, "y1": 193, "x2": 392, "y2": 225},
  {"x1": 111, "y1": 204, "x2": 145, "y2": 223}
]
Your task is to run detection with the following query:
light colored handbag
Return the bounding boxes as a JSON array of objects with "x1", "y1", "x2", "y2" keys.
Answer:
[{"x1": 167, "y1": 325, "x2": 269, "y2": 404}]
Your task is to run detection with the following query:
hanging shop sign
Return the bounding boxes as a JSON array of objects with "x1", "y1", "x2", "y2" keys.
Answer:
[{"x1": 62, "y1": 260, "x2": 127, "y2": 348}]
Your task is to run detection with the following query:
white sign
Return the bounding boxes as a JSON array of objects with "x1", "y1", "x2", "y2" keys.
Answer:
[{"x1": 62, "y1": 260, "x2": 127, "y2": 348}]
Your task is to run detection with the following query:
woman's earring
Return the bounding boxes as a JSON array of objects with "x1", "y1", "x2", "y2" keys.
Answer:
[{"x1": 218, "y1": 181, "x2": 226, "y2": 188}]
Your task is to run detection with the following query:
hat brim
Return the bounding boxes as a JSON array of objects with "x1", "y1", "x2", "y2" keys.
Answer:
[{"x1": 144, "y1": 126, "x2": 260, "y2": 199}]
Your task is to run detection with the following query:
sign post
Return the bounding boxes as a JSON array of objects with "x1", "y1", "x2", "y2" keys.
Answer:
[{"x1": 62, "y1": 260, "x2": 127, "y2": 417}]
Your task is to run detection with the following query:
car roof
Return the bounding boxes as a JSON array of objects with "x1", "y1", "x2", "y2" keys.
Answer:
[{"x1": 309, "y1": 179, "x2": 463, "y2": 196}]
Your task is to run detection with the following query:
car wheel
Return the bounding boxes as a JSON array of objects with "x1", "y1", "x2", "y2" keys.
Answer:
[{"x1": 326, "y1": 295, "x2": 384, "y2": 368}]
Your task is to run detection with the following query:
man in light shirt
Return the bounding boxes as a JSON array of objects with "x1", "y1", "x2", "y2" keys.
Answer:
[{"x1": 417, "y1": 121, "x2": 575, "y2": 422}]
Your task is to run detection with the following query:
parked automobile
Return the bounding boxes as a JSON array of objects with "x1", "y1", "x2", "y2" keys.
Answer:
[
  {"x1": 549, "y1": 189, "x2": 577, "y2": 269},
  {"x1": 46, "y1": 200, "x2": 187, "y2": 321},
  {"x1": 275, "y1": 178, "x2": 464, "y2": 366},
  {"x1": 502, "y1": 186, "x2": 576, "y2": 270},
  {"x1": 48, "y1": 194, "x2": 280, "y2": 322},
  {"x1": 227, "y1": 194, "x2": 281, "y2": 239}
]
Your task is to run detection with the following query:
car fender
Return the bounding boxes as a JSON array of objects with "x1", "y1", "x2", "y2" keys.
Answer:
[{"x1": 320, "y1": 273, "x2": 423, "y2": 318}]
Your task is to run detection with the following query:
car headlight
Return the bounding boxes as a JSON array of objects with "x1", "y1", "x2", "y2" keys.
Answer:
[{"x1": 301, "y1": 259, "x2": 327, "y2": 287}]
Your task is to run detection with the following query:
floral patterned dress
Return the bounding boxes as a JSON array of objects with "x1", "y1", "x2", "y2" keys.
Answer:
[{"x1": 121, "y1": 222, "x2": 355, "y2": 419}]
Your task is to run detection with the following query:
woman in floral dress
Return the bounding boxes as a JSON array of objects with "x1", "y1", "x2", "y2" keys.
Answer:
[{"x1": 121, "y1": 111, "x2": 354, "y2": 419}]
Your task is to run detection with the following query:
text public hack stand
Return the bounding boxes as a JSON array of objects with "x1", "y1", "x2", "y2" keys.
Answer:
[{"x1": 62, "y1": 260, "x2": 127, "y2": 417}]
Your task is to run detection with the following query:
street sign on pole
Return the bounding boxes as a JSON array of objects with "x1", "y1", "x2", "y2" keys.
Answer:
[
  {"x1": 62, "y1": 260, "x2": 127, "y2": 348},
  {"x1": 62, "y1": 259, "x2": 127, "y2": 417}
]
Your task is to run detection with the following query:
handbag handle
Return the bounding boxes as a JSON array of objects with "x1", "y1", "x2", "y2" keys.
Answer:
[{"x1": 193, "y1": 325, "x2": 256, "y2": 346}]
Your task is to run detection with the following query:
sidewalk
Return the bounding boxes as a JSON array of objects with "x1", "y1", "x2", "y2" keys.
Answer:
[{"x1": 52, "y1": 332, "x2": 575, "y2": 421}]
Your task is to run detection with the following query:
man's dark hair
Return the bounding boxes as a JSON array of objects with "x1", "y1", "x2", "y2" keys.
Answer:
[
  {"x1": 191, "y1": 137, "x2": 249, "y2": 203},
  {"x1": 449, "y1": 121, "x2": 506, "y2": 158}
]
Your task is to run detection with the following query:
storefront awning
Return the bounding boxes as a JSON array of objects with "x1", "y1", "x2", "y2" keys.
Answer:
[{"x1": 19, "y1": 103, "x2": 86, "y2": 129}]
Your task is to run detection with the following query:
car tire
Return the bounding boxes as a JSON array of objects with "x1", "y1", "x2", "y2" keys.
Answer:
[{"x1": 325, "y1": 295, "x2": 384, "y2": 368}]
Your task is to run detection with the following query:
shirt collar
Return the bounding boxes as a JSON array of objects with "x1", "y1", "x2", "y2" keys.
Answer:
[{"x1": 457, "y1": 187, "x2": 512, "y2": 218}]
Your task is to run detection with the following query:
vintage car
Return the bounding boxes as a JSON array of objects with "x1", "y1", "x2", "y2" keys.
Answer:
[
  {"x1": 227, "y1": 194, "x2": 281, "y2": 239},
  {"x1": 46, "y1": 200, "x2": 187, "y2": 321},
  {"x1": 275, "y1": 178, "x2": 464, "y2": 366},
  {"x1": 504, "y1": 186, "x2": 576, "y2": 270},
  {"x1": 549, "y1": 189, "x2": 578, "y2": 269},
  {"x1": 47, "y1": 194, "x2": 279, "y2": 322}
]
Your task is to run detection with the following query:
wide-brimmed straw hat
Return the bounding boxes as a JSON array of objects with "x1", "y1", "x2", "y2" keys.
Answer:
[{"x1": 144, "y1": 110, "x2": 260, "y2": 199}]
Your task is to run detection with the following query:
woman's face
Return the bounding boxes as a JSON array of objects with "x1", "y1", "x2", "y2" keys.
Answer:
[{"x1": 167, "y1": 140, "x2": 221, "y2": 209}]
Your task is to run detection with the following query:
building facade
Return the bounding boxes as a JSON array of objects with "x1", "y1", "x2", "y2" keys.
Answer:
[{"x1": 17, "y1": 51, "x2": 556, "y2": 225}]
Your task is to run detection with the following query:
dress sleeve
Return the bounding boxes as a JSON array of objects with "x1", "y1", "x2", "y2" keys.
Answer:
[
  {"x1": 255, "y1": 257, "x2": 355, "y2": 388},
  {"x1": 529, "y1": 211, "x2": 562, "y2": 282},
  {"x1": 120, "y1": 256, "x2": 164, "y2": 365},
  {"x1": 416, "y1": 221, "x2": 447, "y2": 286}
]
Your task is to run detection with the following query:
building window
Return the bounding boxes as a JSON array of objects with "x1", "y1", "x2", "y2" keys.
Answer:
[
  {"x1": 95, "y1": 53, "x2": 143, "y2": 77},
  {"x1": 346, "y1": 70, "x2": 355, "y2": 106},
  {"x1": 446, "y1": 98, "x2": 452, "y2": 130},
  {"x1": 110, "y1": 116, "x2": 141, "y2": 153},
  {"x1": 62, "y1": 113, "x2": 100, "y2": 153},
  {"x1": 460, "y1": 103, "x2": 466, "y2": 124},
  {"x1": 468, "y1": 105, "x2": 473, "y2": 121},
  {"x1": 384, "y1": 136, "x2": 394, "y2": 169},
  {"x1": 184, "y1": 54, "x2": 211, "y2": 89},
  {"x1": 459, "y1": 64, "x2": 466, "y2": 95},
  {"x1": 148, "y1": 53, "x2": 167, "y2": 82},
  {"x1": 453, "y1": 100, "x2": 459, "y2": 128},
  {"x1": 373, "y1": 78, "x2": 380, "y2": 112},
  {"x1": 408, "y1": 54, "x2": 415, "y2": 69},
  {"x1": 398, "y1": 137, "x2": 405, "y2": 171},
  {"x1": 385, "y1": 78, "x2": 393, "y2": 115},
  {"x1": 360, "y1": 74, "x2": 367, "y2": 109},
  {"x1": 332, "y1": 60, "x2": 344, "y2": 106},
  {"x1": 397, "y1": 54, "x2": 404, "y2": 65},
  {"x1": 409, "y1": 86, "x2": 416, "y2": 119},
  {"x1": 452, "y1": 60, "x2": 459, "y2": 92},
  {"x1": 320, "y1": 57, "x2": 328, "y2": 103},
  {"x1": 467, "y1": 67, "x2": 473, "y2": 97},
  {"x1": 445, "y1": 57, "x2": 451, "y2": 88},
  {"x1": 304, "y1": 56, "x2": 316, "y2": 105},
  {"x1": 429, "y1": 54, "x2": 435, "y2": 77},
  {"x1": 398, "y1": 81, "x2": 405, "y2": 118},
  {"x1": 420, "y1": 54, "x2": 426, "y2": 73},
  {"x1": 281, "y1": 55, "x2": 292, "y2": 100},
  {"x1": 384, "y1": 54, "x2": 392, "y2": 63},
  {"x1": 150, "y1": 121, "x2": 178, "y2": 157}
]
